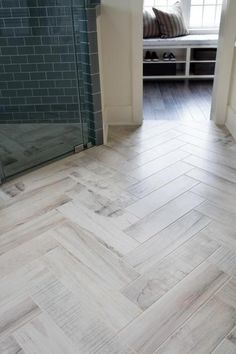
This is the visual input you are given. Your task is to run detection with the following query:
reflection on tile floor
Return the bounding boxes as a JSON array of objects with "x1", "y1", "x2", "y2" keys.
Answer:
[{"x1": 0, "y1": 123, "x2": 85, "y2": 178}]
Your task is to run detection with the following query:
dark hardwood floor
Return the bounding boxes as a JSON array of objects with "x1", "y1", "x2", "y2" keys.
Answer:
[{"x1": 143, "y1": 80, "x2": 213, "y2": 121}]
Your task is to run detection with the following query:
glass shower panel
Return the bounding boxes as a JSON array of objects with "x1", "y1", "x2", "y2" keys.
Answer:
[{"x1": 0, "y1": 0, "x2": 88, "y2": 181}]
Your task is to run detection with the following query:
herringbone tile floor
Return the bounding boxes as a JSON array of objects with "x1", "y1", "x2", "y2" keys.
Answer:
[{"x1": 0, "y1": 119, "x2": 236, "y2": 354}]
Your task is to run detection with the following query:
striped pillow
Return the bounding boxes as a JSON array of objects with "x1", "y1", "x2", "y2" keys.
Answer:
[
  {"x1": 153, "y1": 2, "x2": 189, "y2": 38},
  {"x1": 143, "y1": 8, "x2": 160, "y2": 39}
]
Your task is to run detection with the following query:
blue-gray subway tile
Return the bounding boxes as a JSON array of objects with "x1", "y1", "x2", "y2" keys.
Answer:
[
  {"x1": 24, "y1": 81, "x2": 39, "y2": 89},
  {"x1": 1, "y1": 46, "x2": 17, "y2": 55},
  {"x1": 11, "y1": 55, "x2": 28, "y2": 64}
]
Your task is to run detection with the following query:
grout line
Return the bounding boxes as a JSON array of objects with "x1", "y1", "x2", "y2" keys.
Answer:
[
  {"x1": 122, "y1": 203, "x2": 211, "y2": 265},
  {"x1": 121, "y1": 217, "x2": 214, "y2": 294},
  {"x1": 114, "y1": 256, "x2": 231, "y2": 351},
  {"x1": 210, "y1": 324, "x2": 236, "y2": 353},
  {"x1": 154, "y1": 272, "x2": 232, "y2": 353}
]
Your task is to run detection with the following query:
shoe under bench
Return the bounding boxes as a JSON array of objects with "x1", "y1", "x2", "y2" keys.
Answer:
[{"x1": 143, "y1": 34, "x2": 218, "y2": 80}]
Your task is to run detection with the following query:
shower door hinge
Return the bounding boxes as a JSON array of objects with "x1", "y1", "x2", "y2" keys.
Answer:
[
  {"x1": 86, "y1": 142, "x2": 93, "y2": 148},
  {"x1": 74, "y1": 144, "x2": 86, "y2": 154},
  {"x1": 74, "y1": 144, "x2": 84, "y2": 153},
  {"x1": 74, "y1": 142, "x2": 93, "y2": 153}
]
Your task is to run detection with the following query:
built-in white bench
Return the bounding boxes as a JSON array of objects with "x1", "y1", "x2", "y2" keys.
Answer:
[{"x1": 143, "y1": 34, "x2": 219, "y2": 79}]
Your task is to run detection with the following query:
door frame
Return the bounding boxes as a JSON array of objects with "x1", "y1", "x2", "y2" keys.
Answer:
[
  {"x1": 211, "y1": 0, "x2": 236, "y2": 125},
  {"x1": 131, "y1": 0, "x2": 144, "y2": 126}
]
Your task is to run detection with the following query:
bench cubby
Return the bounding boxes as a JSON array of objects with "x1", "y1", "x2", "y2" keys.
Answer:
[{"x1": 143, "y1": 34, "x2": 218, "y2": 80}]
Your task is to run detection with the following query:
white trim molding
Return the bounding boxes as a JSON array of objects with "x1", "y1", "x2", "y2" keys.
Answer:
[
  {"x1": 226, "y1": 106, "x2": 236, "y2": 140},
  {"x1": 211, "y1": 0, "x2": 236, "y2": 125},
  {"x1": 131, "y1": 0, "x2": 143, "y2": 125}
]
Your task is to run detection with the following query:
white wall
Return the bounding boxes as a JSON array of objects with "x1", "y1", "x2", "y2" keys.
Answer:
[
  {"x1": 229, "y1": 50, "x2": 236, "y2": 112},
  {"x1": 211, "y1": 0, "x2": 236, "y2": 139},
  {"x1": 226, "y1": 49, "x2": 236, "y2": 140},
  {"x1": 97, "y1": 0, "x2": 143, "y2": 137}
]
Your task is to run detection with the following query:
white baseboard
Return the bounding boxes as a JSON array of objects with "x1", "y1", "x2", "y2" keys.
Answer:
[
  {"x1": 226, "y1": 105, "x2": 236, "y2": 141},
  {"x1": 109, "y1": 121, "x2": 142, "y2": 126},
  {"x1": 102, "y1": 105, "x2": 143, "y2": 145},
  {"x1": 103, "y1": 121, "x2": 109, "y2": 145}
]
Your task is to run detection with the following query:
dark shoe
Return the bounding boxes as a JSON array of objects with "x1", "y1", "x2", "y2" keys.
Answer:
[
  {"x1": 163, "y1": 52, "x2": 170, "y2": 61},
  {"x1": 169, "y1": 52, "x2": 176, "y2": 61},
  {"x1": 151, "y1": 52, "x2": 159, "y2": 62},
  {"x1": 144, "y1": 51, "x2": 152, "y2": 61}
]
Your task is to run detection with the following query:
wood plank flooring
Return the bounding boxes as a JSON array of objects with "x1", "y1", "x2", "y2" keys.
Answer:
[
  {"x1": 0, "y1": 119, "x2": 236, "y2": 353},
  {"x1": 143, "y1": 80, "x2": 213, "y2": 121}
]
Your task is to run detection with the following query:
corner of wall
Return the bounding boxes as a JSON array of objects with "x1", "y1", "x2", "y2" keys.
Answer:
[
  {"x1": 211, "y1": 0, "x2": 236, "y2": 126},
  {"x1": 98, "y1": 0, "x2": 143, "y2": 134},
  {"x1": 226, "y1": 106, "x2": 236, "y2": 140}
]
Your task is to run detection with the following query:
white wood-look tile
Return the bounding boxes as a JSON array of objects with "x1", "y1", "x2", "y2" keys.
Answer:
[
  {"x1": 51, "y1": 221, "x2": 139, "y2": 289},
  {"x1": 96, "y1": 337, "x2": 136, "y2": 354},
  {"x1": 125, "y1": 192, "x2": 205, "y2": 242},
  {"x1": 212, "y1": 338, "x2": 236, "y2": 354},
  {"x1": 187, "y1": 167, "x2": 236, "y2": 196},
  {"x1": 191, "y1": 182, "x2": 236, "y2": 214},
  {"x1": 0, "y1": 119, "x2": 235, "y2": 353},
  {"x1": 201, "y1": 221, "x2": 236, "y2": 250},
  {"x1": 180, "y1": 120, "x2": 228, "y2": 137},
  {"x1": 42, "y1": 247, "x2": 141, "y2": 332},
  {"x1": 0, "y1": 261, "x2": 49, "y2": 307},
  {"x1": 128, "y1": 149, "x2": 189, "y2": 180},
  {"x1": 117, "y1": 263, "x2": 229, "y2": 354},
  {"x1": 209, "y1": 246, "x2": 236, "y2": 276},
  {"x1": 227, "y1": 327, "x2": 236, "y2": 349},
  {"x1": 66, "y1": 183, "x2": 139, "y2": 231},
  {"x1": 195, "y1": 201, "x2": 236, "y2": 228},
  {"x1": 181, "y1": 143, "x2": 236, "y2": 169},
  {"x1": 83, "y1": 145, "x2": 139, "y2": 173},
  {"x1": 184, "y1": 155, "x2": 236, "y2": 183},
  {"x1": 57, "y1": 201, "x2": 139, "y2": 257},
  {"x1": 1, "y1": 172, "x2": 72, "y2": 200},
  {"x1": 0, "y1": 178, "x2": 71, "y2": 235},
  {"x1": 129, "y1": 139, "x2": 185, "y2": 166},
  {"x1": 178, "y1": 122, "x2": 229, "y2": 138},
  {"x1": 123, "y1": 231, "x2": 219, "y2": 310},
  {"x1": 129, "y1": 128, "x2": 181, "y2": 154},
  {"x1": 69, "y1": 164, "x2": 137, "y2": 200},
  {"x1": 1, "y1": 176, "x2": 75, "y2": 209},
  {"x1": 0, "y1": 233, "x2": 57, "y2": 279},
  {"x1": 178, "y1": 132, "x2": 235, "y2": 151},
  {"x1": 109, "y1": 121, "x2": 174, "y2": 143},
  {"x1": 216, "y1": 277, "x2": 236, "y2": 309},
  {"x1": 126, "y1": 175, "x2": 198, "y2": 218},
  {"x1": 0, "y1": 297, "x2": 40, "y2": 341},
  {"x1": 14, "y1": 313, "x2": 77, "y2": 354},
  {"x1": 0, "y1": 336, "x2": 24, "y2": 354},
  {"x1": 156, "y1": 297, "x2": 236, "y2": 354},
  {"x1": 128, "y1": 160, "x2": 193, "y2": 198},
  {"x1": 124, "y1": 210, "x2": 210, "y2": 273},
  {"x1": 0, "y1": 211, "x2": 64, "y2": 256},
  {"x1": 30, "y1": 269, "x2": 116, "y2": 353}
]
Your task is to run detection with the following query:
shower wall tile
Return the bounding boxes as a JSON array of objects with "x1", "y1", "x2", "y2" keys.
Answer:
[{"x1": 0, "y1": 0, "x2": 103, "y2": 145}]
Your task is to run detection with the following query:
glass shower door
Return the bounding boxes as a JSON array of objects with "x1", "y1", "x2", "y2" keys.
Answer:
[{"x1": 0, "y1": 0, "x2": 88, "y2": 182}]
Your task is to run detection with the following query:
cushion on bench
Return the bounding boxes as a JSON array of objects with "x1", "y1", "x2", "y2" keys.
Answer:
[
  {"x1": 153, "y1": 2, "x2": 189, "y2": 38},
  {"x1": 143, "y1": 8, "x2": 160, "y2": 38},
  {"x1": 143, "y1": 34, "x2": 219, "y2": 48}
]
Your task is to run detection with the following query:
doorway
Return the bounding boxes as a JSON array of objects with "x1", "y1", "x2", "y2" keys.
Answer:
[
  {"x1": 142, "y1": 0, "x2": 222, "y2": 123},
  {"x1": 143, "y1": 80, "x2": 213, "y2": 121}
]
